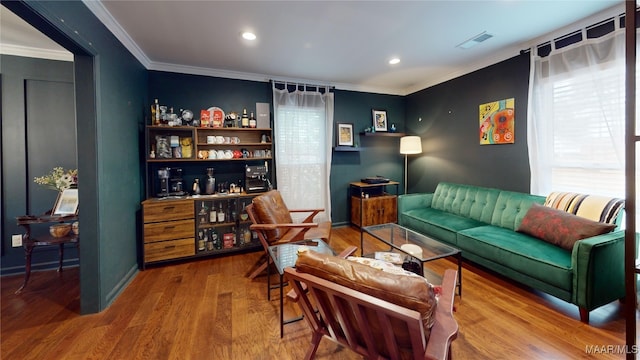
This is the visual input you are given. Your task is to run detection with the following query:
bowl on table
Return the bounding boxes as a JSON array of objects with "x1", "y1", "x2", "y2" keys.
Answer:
[{"x1": 50, "y1": 223, "x2": 71, "y2": 238}]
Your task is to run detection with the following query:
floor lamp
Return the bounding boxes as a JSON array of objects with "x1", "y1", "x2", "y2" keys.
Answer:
[{"x1": 400, "y1": 136, "x2": 422, "y2": 194}]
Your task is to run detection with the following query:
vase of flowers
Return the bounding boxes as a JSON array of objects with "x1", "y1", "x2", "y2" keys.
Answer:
[{"x1": 33, "y1": 167, "x2": 78, "y2": 191}]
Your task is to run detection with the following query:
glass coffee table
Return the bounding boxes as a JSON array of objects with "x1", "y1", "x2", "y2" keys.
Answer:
[
  {"x1": 268, "y1": 238, "x2": 335, "y2": 338},
  {"x1": 361, "y1": 223, "x2": 462, "y2": 296}
]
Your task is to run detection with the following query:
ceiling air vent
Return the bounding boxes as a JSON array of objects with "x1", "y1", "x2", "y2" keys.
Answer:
[{"x1": 456, "y1": 31, "x2": 494, "y2": 49}]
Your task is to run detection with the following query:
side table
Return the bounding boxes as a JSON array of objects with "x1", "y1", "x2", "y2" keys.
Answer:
[
  {"x1": 15, "y1": 214, "x2": 79, "y2": 294},
  {"x1": 349, "y1": 181, "x2": 399, "y2": 228}
]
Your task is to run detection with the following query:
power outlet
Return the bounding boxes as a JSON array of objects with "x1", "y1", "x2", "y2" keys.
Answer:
[{"x1": 11, "y1": 234, "x2": 22, "y2": 247}]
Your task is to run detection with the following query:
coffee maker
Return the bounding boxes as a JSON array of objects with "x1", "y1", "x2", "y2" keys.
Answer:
[
  {"x1": 170, "y1": 168, "x2": 185, "y2": 196},
  {"x1": 245, "y1": 163, "x2": 270, "y2": 193},
  {"x1": 156, "y1": 167, "x2": 185, "y2": 197}
]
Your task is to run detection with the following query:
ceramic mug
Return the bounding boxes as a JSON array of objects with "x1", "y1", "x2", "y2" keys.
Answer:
[
  {"x1": 224, "y1": 136, "x2": 231, "y2": 144},
  {"x1": 215, "y1": 136, "x2": 225, "y2": 144},
  {"x1": 206, "y1": 136, "x2": 215, "y2": 144},
  {"x1": 231, "y1": 136, "x2": 240, "y2": 144},
  {"x1": 208, "y1": 151, "x2": 217, "y2": 159},
  {"x1": 217, "y1": 150, "x2": 225, "y2": 158}
]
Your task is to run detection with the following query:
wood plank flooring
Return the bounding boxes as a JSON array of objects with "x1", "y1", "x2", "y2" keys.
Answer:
[{"x1": 1, "y1": 225, "x2": 637, "y2": 359}]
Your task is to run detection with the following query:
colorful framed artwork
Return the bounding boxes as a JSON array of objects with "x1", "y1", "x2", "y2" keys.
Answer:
[
  {"x1": 372, "y1": 109, "x2": 388, "y2": 132},
  {"x1": 53, "y1": 188, "x2": 79, "y2": 215},
  {"x1": 337, "y1": 123, "x2": 354, "y2": 146},
  {"x1": 479, "y1": 98, "x2": 515, "y2": 145}
]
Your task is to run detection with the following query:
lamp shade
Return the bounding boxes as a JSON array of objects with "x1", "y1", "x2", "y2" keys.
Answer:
[{"x1": 400, "y1": 136, "x2": 422, "y2": 154}]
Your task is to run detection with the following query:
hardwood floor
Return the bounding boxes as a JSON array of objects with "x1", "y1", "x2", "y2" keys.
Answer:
[{"x1": 1, "y1": 225, "x2": 637, "y2": 359}]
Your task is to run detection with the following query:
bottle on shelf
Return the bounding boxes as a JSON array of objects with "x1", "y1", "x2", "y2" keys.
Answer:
[
  {"x1": 249, "y1": 112, "x2": 257, "y2": 128},
  {"x1": 209, "y1": 201, "x2": 217, "y2": 223},
  {"x1": 243, "y1": 226, "x2": 251, "y2": 246},
  {"x1": 217, "y1": 203, "x2": 225, "y2": 223},
  {"x1": 240, "y1": 201, "x2": 249, "y2": 221},
  {"x1": 232, "y1": 226, "x2": 237, "y2": 246},
  {"x1": 199, "y1": 202, "x2": 209, "y2": 223},
  {"x1": 212, "y1": 228, "x2": 221, "y2": 250},
  {"x1": 151, "y1": 98, "x2": 160, "y2": 125},
  {"x1": 226, "y1": 200, "x2": 232, "y2": 222},
  {"x1": 198, "y1": 230, "x2": 205, "y2": 252},
  {"x1": 206, "y1": 233, "x2": 214, "y2": 251},
  {"x1": 241, "y1": 108, "x2": 249, "y2": 128}
]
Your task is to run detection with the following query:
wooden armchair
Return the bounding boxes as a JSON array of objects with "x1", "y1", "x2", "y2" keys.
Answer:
[
  {"x1": 285, "y1": 252, "x2": 458, "y2": 360},
  {"x1": 246, "y1": 190, "x2": 331, "y2": 280}
]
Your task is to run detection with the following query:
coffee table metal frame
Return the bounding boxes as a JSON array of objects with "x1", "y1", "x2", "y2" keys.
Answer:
[
  {"x1": 267, "y1": 238, "x2": 335, "y2": 338},
  {"x1": 361, "y1": 223, "x2": 462, "y2": 296}
]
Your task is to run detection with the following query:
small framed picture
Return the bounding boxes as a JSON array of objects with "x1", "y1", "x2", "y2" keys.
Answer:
[
  {"x1": 336, "y1": 123, "x2": 354, "y2": 146},
  {"x1": 53, "y1": 188, "x2": 79, "y2": 215},
  {"x1": 372, "y1": 109, "x2": 388, "y2": 132}
]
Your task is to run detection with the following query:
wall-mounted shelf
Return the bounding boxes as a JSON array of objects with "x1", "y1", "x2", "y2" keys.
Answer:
[
  {"x1": 359, "y1": 132, "x2": 406, "y2": 137},
  {"x1": 333, "y1": 146, "x2": 361, "y2": 152}
]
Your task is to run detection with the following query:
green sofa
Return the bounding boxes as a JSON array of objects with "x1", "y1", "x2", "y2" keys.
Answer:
[{"x1": 398, "y1": 182, "x2": 625, "y2": 323}]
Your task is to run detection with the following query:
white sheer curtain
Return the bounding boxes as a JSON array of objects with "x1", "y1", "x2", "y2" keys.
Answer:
[
  {"x1": 528, "y1": 24, "x2": 628, "y2": 198},
  {"x1": 272, "y1": 82, "x2": 334, "y2": 222}
]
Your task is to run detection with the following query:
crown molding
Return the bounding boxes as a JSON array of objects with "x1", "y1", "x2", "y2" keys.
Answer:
[
  {"x1": 0, "y1": 43, "x2": 73, "y2": 62},
  {"x1": 82, "y1": 0, "x2": 407, "y2": 96},
  {"x1": 81, "y1": 0, "x2": 150, "y2": 67},
  {"x1": 148, "y1": 61, "x2": 405, "y2": 96}
]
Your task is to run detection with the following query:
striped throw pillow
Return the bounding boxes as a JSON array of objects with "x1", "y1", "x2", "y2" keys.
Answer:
[{"x1": 544, "y1": 192, "x2": 624, "y2": 225}]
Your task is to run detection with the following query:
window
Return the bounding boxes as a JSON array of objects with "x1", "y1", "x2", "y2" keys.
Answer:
[
  {"x1": 272, "y1": 84, "x2": 334, "y2": 222},
  {"x1": 528, "y1": 28, "x2": 627, "y2": 199}
]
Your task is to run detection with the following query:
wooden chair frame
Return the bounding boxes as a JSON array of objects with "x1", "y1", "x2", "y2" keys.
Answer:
[
  {"x1": 285, "y1": 268, "x2": 459, "y2": 360},
  {"x1": 246, "y1": 202, "x2": 331, "y2": 280}
]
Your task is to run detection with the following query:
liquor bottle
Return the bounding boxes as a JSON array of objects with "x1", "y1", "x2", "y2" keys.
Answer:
[
  {"x1": 249, "y1": 112, "x2": 257, "y2": 128},
  {"x1": 211, "y1": 228, "x2": 221, "y2": 250},
  {"x1": 199, "y1": 202, "x2": 209, "y2": 223},
  {"x1": 217, "y1": 202, "x2": 225, "y2": 222},
  {"x1": 226, "y1": 200, "x2": 233, "y2": 221},
  {"x1": 243, "y1": 226, "x2": 251, "y2": 245},
  {"x1": 198, "y1": 230, "x2": 205, "y2": 251},
  {"x1": 209, "y1": 202, "x2": 217, "y2": 223},
  {"x1": 231, "y1": 226, "x2": 237, "y2": 246},
  {"x1": 152, "y1": 98, "x2": 160, "y2": 125},
  {"x1": 206, "y1": 230, "x2": 214, "y2": 251},
  {"x1": 241, "y1": 108, "x2": 249, "y2": 128},
  {"x1": 240, "y1": 201, "x2": 249, "y2": 221}
]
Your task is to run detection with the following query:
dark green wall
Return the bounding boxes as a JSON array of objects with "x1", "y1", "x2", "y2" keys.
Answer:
[
  {"x1": 3, "y1": 0, "x2": 148, "y2": 313},
  {"x1": 405, "y1": 54, "x2": 531, "y2": 194},
  {"x1": 146, "y1": 72, "x2": 406, "y2": 226},
  {"x1": 1, "y1": 55, "x2": 77, "y2": 270},
  {"x1": 2, "y1": 1, "x2": 533, "y2": 314},
  {"x1": 331, "y1": 90, "x2": 405, "y2": 225}
]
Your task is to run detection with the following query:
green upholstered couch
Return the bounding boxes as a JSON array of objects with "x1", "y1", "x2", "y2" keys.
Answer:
[{"x1": 398, "y1": 182, "x2": 625, "y2": 323}]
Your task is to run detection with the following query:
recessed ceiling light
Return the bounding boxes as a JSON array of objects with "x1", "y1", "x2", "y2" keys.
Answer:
[
  {"x1": 242, "y1": 32, "x2": 257, "y2": 41},
  {"x1": 389, "y1": 58, "x2": 400, "y2": 65}
]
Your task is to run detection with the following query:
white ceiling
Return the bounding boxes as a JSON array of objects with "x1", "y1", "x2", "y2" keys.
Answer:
[{"x1": 1, "y1": 1, "x2": 625, "y2": 95}]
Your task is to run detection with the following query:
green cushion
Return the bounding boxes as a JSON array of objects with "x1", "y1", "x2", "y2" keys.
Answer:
[
  {"x1": 457, "y1": 225, "x2": 573, "y2": 291},
  {"x1": 431, "y1": 182, "x2": 500, "y2": 223},
  {"x1": 401, "y1": 208, "x2": 485, "y2": 246},
  {"x1": 490, "y1": 191, "x2": 545, "y2": 231}
]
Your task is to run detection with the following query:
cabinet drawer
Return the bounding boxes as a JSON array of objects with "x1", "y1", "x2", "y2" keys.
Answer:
[
  {"x1": 144, "y1": 219, "x2": 194, "y2": 243},
  {"x1": 144, "y1": 238, "x2": 195, "y2": 263},
  {"x1": 143, "y1": 200, "x2": 193, "y2": 223}
]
